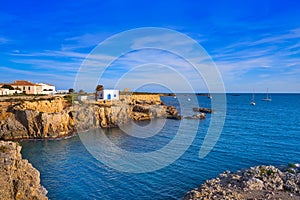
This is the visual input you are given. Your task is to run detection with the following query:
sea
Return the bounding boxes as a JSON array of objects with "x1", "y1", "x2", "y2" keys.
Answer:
[{"x1": 21, "y1": 94, "x2": 300, "y2": 199}]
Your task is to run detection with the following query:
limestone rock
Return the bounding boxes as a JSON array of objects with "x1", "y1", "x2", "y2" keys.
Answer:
[
  {"x1": 183, "y1": 165, "x2": 300, "y2": 200},
  {"x1": 14, "y1": 97, "x2": 65, "y2": 113},
  {"x1": 0, "y1": 141, "x2": 48, "y2": 200},
  {"x1": 0, "y1": 95, "x2": 181, "y2": 139}
]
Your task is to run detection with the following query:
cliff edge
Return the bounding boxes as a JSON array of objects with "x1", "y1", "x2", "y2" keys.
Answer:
[
  {"x1": 0, "y1": 95, "x2": 181, "y2": 140},
  {"x1": 0, "y1": 140, "x2": 48, "y2": 200}
]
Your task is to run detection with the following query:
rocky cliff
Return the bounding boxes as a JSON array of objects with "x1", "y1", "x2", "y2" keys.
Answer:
[
  {"x1": 183, "y1": 164, "x2": 300, "y2": 200},
  {"x1": 0, "y1": 140, "x2": 48, "y2": 200},
  {"x1": 0, "y1": 95, "x2": 181, "y2": 140}
]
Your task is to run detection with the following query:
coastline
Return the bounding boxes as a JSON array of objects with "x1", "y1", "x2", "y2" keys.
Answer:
[
  {"x1": 183, "y1": 164, "x2": 300, "y2": 200},
  {"x1": 1, "y1": 94, "x2": 299, "y2": 199},
  {"x1": 0, "y1": 94, "x2": 181, "y2": 140},
  {"x1": 0, "y1": 93, "x2": 181, "y2": 199}
]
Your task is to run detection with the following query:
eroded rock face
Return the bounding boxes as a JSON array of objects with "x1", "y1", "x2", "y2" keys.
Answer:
[
  {"x1": 0, "y1": 141, "x2": 48, "y2": 200},
  {"x1": 0, "y1": 96, "x2": 181, "y2": 140},
  {"x1": 13, "y1": 97, "x2": 65, "y2": 113},
  {"x1": 183, "y1": 165, "x2": 300, "y2": 200}
]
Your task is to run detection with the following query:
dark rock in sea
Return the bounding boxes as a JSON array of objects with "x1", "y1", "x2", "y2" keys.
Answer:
[
  {"x1": 0, "y1": 140, "x2": 48, "y2": 200},
  {"x1": 193, "y1": 107, "x2": 214, "y2": 114},
  {"x1": 183, "y1": 164, "x2": 300, "y2": 200}
]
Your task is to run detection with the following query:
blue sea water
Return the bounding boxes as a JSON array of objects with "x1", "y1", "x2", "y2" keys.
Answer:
[{"x1": 21, "y1": 94, "x2": 300, "y2": 199}]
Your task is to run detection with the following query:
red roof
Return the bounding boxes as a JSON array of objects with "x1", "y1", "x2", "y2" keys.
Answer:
[{"x1": 11, "y1": 80, "x2": 39, "y2": 86}]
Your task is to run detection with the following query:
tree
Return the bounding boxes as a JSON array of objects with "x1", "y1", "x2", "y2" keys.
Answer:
[
  {"x1": 95, "y1": 85, "x2": 104, "y2": 91},
  {"x1": 95, "y1": 85, "x2": 104, "y2": 100},
  {"x1": 78, "y1": 89, "x2": 85, "y2": 94},
  {"x1": 68, "y1": 88, "x2": 74, "y2": 94},
  {"x1": 1, "y1": 84, "x2": 14, "y2": 90}
]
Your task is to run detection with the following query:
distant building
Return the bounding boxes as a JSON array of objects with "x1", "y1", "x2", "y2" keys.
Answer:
[
  {"x1": 96, "y1": 89, "x2": 119, "y2": 100},
  {"x1": 38, "y1": 83, "x2": 56, "y2": 95},
  {"x1": 56, "y1": 90, "x2": 69, "y2": 94},
  {"x1": 0, "y1": 80, "x2": 56, "y2": 95},
  {"x1": 78, "y1": 95, "x2": 95, "y2": 102},
  {"x1": 10, "y1": 80, "x2": 41, "y2": 94},
  {"x1": 0, "y1": 88, "x2": 9, "y2": 95}
]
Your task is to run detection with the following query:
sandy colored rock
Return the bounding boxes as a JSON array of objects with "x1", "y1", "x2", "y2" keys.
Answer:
[
  {"x1": 0, "y1": 95, "x2": 181, "y2": 139},
  {"x1": 14, "y1": 97, "x2": 65, "y2": 113},
  {"x1": 0, "y1": 141, "x2": 48, "y2": 200}
]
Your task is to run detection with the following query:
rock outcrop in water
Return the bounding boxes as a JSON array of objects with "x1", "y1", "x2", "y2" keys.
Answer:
[
  {"x1": 0, "y1": 140, "x2": 48, "y2": 200},
  {"x1": 192, "y1": 107, "x2": 214, "y2": 114},
  {"x1": 183, "y1": 164, "x2": 300, "y2": 200},
  {"x1": 0, "y1": 95, "x2": 181, "y2": 140},
  {"x1": 185, "y1": 113, "x2": 206, "y2": 120}
]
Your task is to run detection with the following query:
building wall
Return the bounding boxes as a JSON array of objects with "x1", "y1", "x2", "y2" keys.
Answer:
[
  {"x1": 38, "y1": 83, "x2": 56, "y2": 95},
  {"x1": 18, "y1": 85, "x2": 37, "y2": 94},
  {"x1": 0, "y1": 88, "x2": 9, "y2": 95},
  {"x1": 103, "y1": 90, "x2": 119, "y2": 100},
  {"x1": 96, "y1": 90, "x2": 119, "y2": 100}
]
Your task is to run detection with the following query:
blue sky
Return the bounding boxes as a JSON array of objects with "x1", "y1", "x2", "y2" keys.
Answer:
[{"x1": 0, "y1": 0, "x2": 300, "y2": 92}]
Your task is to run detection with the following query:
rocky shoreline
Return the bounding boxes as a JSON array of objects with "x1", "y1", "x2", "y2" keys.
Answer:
[
  {"x1": 0, "y1": 140, "x2": 48, "y2": 200},
  {"x1": 5, "y1": 95, "x2": 299, "y2": 200},
  {"x1": 183, "y1": 164, "x2": 300, "y2": 200},
  {"x1": 0, "y1": 94, "x2": 181, "y2": 140}
]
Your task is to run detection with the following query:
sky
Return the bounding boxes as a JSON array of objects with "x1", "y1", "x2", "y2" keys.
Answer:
[{"x1": 0, "y1": 0, "x2": 300, "y2": 92}]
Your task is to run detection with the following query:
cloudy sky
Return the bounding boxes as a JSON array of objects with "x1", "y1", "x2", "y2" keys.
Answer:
[{"x1": 0, "y1": 0, "x2": 300, "y2": 92}]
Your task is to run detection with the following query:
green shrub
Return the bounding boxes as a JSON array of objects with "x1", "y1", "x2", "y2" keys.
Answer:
[
  {"x1": 288, "y1": 163, "x2": 297, "y2": 168},
  {"x1": 286, "y1": 168, "x2": 296, "y2": 174}
]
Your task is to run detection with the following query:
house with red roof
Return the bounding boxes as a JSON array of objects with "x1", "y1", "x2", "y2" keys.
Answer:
[{"x1": 0, "y1": 80, "x2": 56, "y2": 95}]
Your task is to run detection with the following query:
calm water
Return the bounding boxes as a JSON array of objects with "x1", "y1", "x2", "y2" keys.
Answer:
[{"x1": 21, "y1": 94, "x2": 300, "y2": 199}]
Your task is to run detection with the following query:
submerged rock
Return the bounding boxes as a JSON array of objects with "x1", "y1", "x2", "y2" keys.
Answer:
[
  {"x1": 183, "y1": 165, "x2": 300, "y2": 200},
  {"x1": 0, "y1": 140, "x2": 48, "y2": 200},
  {"x1": 185, "y1": 113, "x2": 206, "y2": 120}
]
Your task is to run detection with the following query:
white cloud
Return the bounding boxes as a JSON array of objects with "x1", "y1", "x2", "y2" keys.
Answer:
[{"x1": 0, "y1": 37, "x2": 9, "y2": 44}]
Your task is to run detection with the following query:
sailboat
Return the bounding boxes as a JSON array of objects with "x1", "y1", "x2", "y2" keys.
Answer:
[
  {"x1": 208, "y1": 93, "x2": 212, "y2": 99},
  {"x1": 261, "y1": 88, "x2": 272, "y2": 102},
  {"x1": 250, "y1": 92, "x2": 255, "y2": 106}
]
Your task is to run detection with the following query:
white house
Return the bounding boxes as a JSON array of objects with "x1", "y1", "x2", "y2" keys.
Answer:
[
  {"x1": 96, "y1": 89, "x2": 119, "y2": 100},
  {"x1": 0, "y1": 88, "x2": 9, "y2": 95},
  {"x1": 56, "y1": 90, "x2": 69, "y2": 94},
  {"x1": 37, "y1": 83, "x2": 56, "y2": 95},
  {"x1": 0, "y1": 87, "x2": 22, "y2": 96}
]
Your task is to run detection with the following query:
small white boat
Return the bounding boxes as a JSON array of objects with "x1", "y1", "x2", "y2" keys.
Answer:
[
  {"x1": 261, "y1": 88, "x2": 272, "y2": 102},
  {"x1": 250, "y1": 91, "x2": 255, "y2": 106},
  {"x1": 187, "y1": 98, "x2": 191, "y2": 101},
  {"x1": 208, "y1": 94, "x2": 212, "y2": 99}
]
